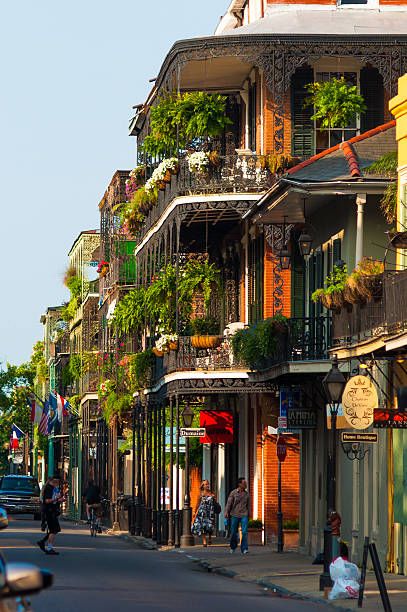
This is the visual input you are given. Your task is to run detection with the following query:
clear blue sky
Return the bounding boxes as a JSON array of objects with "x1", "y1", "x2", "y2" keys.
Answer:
[{"x1": 0, "y1": 1, "x2": 228, "y2": 365}]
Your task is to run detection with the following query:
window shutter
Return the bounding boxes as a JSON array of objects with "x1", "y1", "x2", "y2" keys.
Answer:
[
  {"x1": 333, "y1": 238, "x2": 342, "y2": 266},
  {"x1": 291, "y1": 67, "x2": 314, "y2": 159},
  {"x1": 291, "y1": 242, "x2": 305, "y2": 318},
  {"x1": 360, "y1": 67, "x2": 384, "y2": 133}
]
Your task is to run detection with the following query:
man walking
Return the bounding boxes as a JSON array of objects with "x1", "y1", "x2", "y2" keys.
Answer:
[
  {"x1": 225, "y1": 477, "x2": 250, "y2": 554},
  {"x1": 37, "y1": 475, "x2": 65, "y2": 555}
]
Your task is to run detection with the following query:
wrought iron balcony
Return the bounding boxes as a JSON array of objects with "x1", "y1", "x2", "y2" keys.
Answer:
[
  {"x1": 331, "y1": 270, "x2": 407, "y2": 347},
  {"x1": 80, "y1": 370, "x2": 99, "y2": 395},
  {"x1": 152, "y1": 316, "x2": 329, "y2": 384},
  {"x1": 139, "y1": 154, "x2": 271, "y2": 238}
]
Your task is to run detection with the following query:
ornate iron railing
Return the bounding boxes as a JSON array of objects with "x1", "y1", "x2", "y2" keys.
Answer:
[
  {"x1": 139, "y1": 154, "x2": 271, "y2": 238},
  {"x1": 152, "y1": 316, "x2": 329, "y2": 383},
  {"x1": 80, "y1": 370, "x2": 99, "y2": 395},
  {"x1": 385, "y1": 269, "x2": 407, "y2": 335}
]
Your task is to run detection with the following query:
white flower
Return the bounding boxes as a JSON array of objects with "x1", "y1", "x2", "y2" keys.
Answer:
[
  {"x1": 155, "y1": 333, "x2": 178, "y2": 351},
  {"x1": 187, "y1": 151, "x2": 210, "y2": 173}
]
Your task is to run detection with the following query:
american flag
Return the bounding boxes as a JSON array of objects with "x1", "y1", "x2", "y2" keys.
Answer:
[{"x1": 38, "y1": 400, "x2": 49, "y2": 436}]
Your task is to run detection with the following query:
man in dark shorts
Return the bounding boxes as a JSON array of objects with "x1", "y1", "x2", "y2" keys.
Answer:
[{"x1": 37, "y1": 475, "x2": 65, "y2": 555}]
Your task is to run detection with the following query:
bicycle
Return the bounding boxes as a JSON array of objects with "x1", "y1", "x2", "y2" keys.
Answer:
[{"x1": 89, "y1": 505, "x2": 101, "y2": 537}]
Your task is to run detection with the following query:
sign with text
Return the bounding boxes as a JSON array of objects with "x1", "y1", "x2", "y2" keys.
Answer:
[
  {"x1": 200, "y1": 411, "x2": 234, "y2": 444},
  {"x1": 287, "y1": 408, "x2": 317, "y2": 429},
  {"x1": 342, "y1": 375, "x2": 378, "y2": 430},
  {"x1": 374, "y1": 409, "x2": 407, "y2": 429},
  {"x1": 179, "y1": 428, "x2": 206, "y2": 437},
  {"x1": 341, "y1": 432, "x2": 378, "y2": 444},
  {"x1": 279, "y1": 388, "x2": 301, "y2": 429}
]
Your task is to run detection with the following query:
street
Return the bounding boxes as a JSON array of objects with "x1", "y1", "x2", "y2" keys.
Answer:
[{"x1": 0, "y1": 517, "x2": 325, "y2": 612}]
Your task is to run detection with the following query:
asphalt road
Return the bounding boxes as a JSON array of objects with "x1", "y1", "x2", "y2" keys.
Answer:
[{"x1": 0, "y1": 517, "x2": 325, "y2": 612}]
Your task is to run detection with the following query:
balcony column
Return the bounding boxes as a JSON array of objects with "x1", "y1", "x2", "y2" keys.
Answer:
[
  {"x1": 241, "y1": 81, "x2": 249, "y2": 150},
  {"x1": 355, "y1": 194, "x2": 366, "y2": 266}
]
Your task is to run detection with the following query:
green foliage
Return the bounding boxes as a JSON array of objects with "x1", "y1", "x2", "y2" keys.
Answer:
[
  {"x1": 145, "y1": 264, "x2": 177, "y2": 332},
  {"x1": 380, "y1": 182, "x2": 397, "y2": 224},
  {"x1": 66, "y1": 275, "x2": 82, "y2": 299},
  {"x1": 129, "y1": 350, "x2": 155, "y2": 390},
  {"x1": 179, "y1": 259, "x2": 220, "y2": 316},
  {"x1": 68, "y1": 395, "x2": 81, "y2": 412},
  {"x1": 142, "y1": 91, "x2": 232, "y2": 156},
  {"x1": 311, "y1": 265, "x2": 348, "y2": 303},
  {"x1": 189, "y1": 316, "x2": 219, "y2": 336},
  {"x1": 248, "y1": 519, "x2": 263, "y2": 529},
  {"x1": 103, "y1": 391, "x2": 133, "y2": 424},
  {"x1": 304, "y1": 77, "x2": 366, "y2": 129},
  {"x1": 111, "y1": 286, "x2": 148, "y2": 336},
  {"x1": 231, "y1": 315, "x2": 288, "y2": 369},
  {"x1": 365, "y1": 151, "x2": 397, "y2": 178},
  {"x1": 283, "y1": 518, "x2": 299, "y2": 530},
  {"x1": 68, "y1": 354, "x2": 82, "y2": 381}
]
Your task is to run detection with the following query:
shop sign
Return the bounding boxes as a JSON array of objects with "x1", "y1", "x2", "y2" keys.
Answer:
[
  {"x1": 179, "y1": 428, "x2": 206, "y2": 437},
  {"x1": 342, "y1": 375, "x2": 378, "y2": 430},
  {"x1": 279, "y1": 387, "x2": 301, "y2": 430},
  {"x1": 199, "y1": 411, "x2": 234, "y2": 444},
  {"x1": 374, "y1": 409, "x2": 407, "y2": 428},
  {"x1": 287, "y1": 408, "x2": 316, "y2": 429},
  {"x1": 341, "y1": 432, "x2": 378, "y2": 444}
]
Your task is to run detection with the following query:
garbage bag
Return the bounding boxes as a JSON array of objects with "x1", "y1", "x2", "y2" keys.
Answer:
[{"x1": 328, "y1": 556, "x2": 360, "y2": 600}]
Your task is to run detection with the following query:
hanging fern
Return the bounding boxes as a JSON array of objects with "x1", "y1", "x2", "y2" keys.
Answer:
[
  {"x1": 380, "y1": 182, "x2": 397, "y2": 224},
  {"x1": 304, "y1": 77, "x2": 366, "y2": 129}
]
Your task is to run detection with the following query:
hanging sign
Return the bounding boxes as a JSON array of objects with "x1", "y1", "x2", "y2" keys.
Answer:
[
  {"x1": 342, "y1": 375, "x2": 378, "y2": 430},
  {"x1": 374, "y1": 409, "x2": 407, "y2": 428},
  {"x1": 199, "y1": 411, "x2": 234, "y2": 444},
  {"x1": 287, "y1": 408, "x2": 317, "y2": 429},
  {"x1": 279, "y1": 388, "x2": 301, "y2": 430},
  {"x1": 179, "y1": 427, "x2": 206, "y2": 437},
  {"x1": 341, "y1": 432, "x2": 378, "y2": 444}
]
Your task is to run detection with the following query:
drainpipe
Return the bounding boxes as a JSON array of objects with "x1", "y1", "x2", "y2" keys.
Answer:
[{"x1": 355, "y1": 194, "x2": 366, "y2": 266}]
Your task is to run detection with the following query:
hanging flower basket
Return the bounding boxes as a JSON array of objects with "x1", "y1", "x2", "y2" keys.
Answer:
[
  {"x1": 168, "y1": 340, "x2": 178, "y2": 351},
  {"x1": 152, "y1": 347, "x2": 164, "y2": 358},
  {"x1": 158, "y1": 180, "x2": 167, "y2": 191},
  {"x1": 191, "y1": 335, "x2": 223, "y2": 349},
  {"x1": 163, "y1": 170, "x2": 172, "y2": 183}
]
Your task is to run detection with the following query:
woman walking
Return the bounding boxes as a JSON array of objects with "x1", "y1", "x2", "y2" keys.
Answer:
[{"x1": 192, "y1": 480, "x2": 216, "y2": 546}]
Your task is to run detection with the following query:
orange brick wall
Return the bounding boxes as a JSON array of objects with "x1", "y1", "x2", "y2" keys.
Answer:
[
  {"x1": 262, "y1": 84, "x2": 294, "y2": 156},
  {"x1": 264, "y1": 240, "x2": 292, "y2": 318},
  {"x1": 263, "y1": 431, "x2": 300, "y2": 540}
]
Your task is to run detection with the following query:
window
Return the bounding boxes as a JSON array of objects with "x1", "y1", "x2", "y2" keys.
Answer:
[{"x1": 314, "y1": 71, "x2": 359, "y2": 154}]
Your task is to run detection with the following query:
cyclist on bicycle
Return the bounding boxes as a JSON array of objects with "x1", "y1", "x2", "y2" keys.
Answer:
[{"x1": 83, "y1": 480, "x2": 102, "y2": 525}]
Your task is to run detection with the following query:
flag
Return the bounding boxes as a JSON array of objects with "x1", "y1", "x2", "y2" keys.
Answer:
[
  {"x1": 10, "y1": 424, "x2": 25, "y2": 450},
  {"x1": 28, "y1": 398, "x2": 43, "y2": 425},
  {"x1": 56, "y1": 392, "x2": 71, "y2": 420},
  {"x1": 39, "y1": 401, "x2": 49, "y2": 436}
]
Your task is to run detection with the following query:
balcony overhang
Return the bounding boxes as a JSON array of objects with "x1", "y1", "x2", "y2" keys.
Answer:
[
  {"x1": 246, "y1": 178, "x2": 390, "y2": 225},
  {"x1": 179, "y1": 56, "x2": 253, "y2": 92}
]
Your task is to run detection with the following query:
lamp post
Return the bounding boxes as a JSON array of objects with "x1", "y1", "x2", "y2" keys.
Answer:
[
  {"x1": 180, "y1": 402, "x2": 194, "y2": 547},
  {"x1": 320, "y1": 356, "x2": 346, "y2": 590}
]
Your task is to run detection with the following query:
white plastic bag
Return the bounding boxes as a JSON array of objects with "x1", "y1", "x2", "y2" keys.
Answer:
[{"x1": 328, "y1": 556, "x2": 360, "y2": 600}]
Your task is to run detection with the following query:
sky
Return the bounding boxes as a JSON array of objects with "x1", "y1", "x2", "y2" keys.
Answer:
[{"x1": 0, "y1": 0, "x2": 228, "y2": 365}]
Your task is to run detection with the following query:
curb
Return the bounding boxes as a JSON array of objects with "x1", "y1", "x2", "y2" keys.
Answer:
[
  {"x1": 179, "y1": 551, "x2": 354, "y2": 612},
  {"x1": 113, "y1": 532, "x2": 158, "y2": 550}
]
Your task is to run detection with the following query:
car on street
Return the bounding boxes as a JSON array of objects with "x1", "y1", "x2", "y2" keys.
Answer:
[{"x1": 0, "y1": 476, "x2": 41, "y2": 520}]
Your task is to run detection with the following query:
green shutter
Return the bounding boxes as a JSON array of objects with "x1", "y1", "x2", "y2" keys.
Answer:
[
  {"x1": 291, "y1": 242, "x2": 305, "y2": 318},
  {"x1": 333, "y1": 238, "x2": 342, "y2": 266},
  {"x1": 360, "y1": 67, "x2": 384, "y2": 133},
  {"x1": 291, "y1": 67, "x2": 314, "y2": 159}
]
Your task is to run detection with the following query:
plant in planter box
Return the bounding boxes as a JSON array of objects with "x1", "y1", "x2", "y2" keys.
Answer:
[
  {"x1": 231, "y1": 315, "x2": 288, "y2": 369},
  {"x1": 128, "y1": 349, "x2": 155, "y2": 390},
  {"x1": 155, "y1": 333, "x2": 179, "y2": 353},
  {"x1": 346, "y1": 258, "x2": 384, "y2": 303},
  {"x1": 304, "y1": 77, "x2": 366, "y2": 129},
  {"x1": 189, "y1": 316, "x2": 221, "y2": 349},
  {"x1": 311, "y1": 265, "x2": 348, "y2": 310},
  {"x1": 247, "y1": 519, "x2": 263, "y2": 545},
  {"x1": 248, "y1": 519, "x2": 263, "y2": 529},
  {"x1": 187, "y1": 151, "x2": 210, "y2": 174},
  {"x1": 283, "y1": 518, "x2": 299, "y2": 530}
]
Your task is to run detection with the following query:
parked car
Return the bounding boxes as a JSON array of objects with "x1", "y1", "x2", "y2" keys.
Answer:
[
  {"x1": 0, "y1": 476, "x2": 41, "y2": 520},
  {"x1": 0, "y1": 508, "x2": 53, "y2": 611}
]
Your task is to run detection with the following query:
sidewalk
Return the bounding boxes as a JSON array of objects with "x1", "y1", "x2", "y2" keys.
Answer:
[
  {"x1": 168, "y1": 541, "x2": 406, "y2": 611},
  {"x1": 109, "y1": 528, "x2": 407, "y2": 610}
]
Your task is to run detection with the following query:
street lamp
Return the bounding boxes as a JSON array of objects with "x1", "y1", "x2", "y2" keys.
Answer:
[
  {"x1": 180, "y1": 402, "x2": 195, "y2": 547},
  {"x1": 298, "y1": 230, "x2": 313, "y2": 257},
  {"x1": 279, "y1": 245, "x2": 291, "y2": 270},
  {"x1": 320, "y1": 356, "x2": 346, "y2": 591}
]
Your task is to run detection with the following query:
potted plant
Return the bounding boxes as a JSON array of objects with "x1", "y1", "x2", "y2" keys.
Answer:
[
  {"x1": 187, "y1": 151, "x2": 210, "y2": 174},
  {"x1": 304, "y1": 77, "x2": 366, "y2": 131},
  {"x1": 189, "y1": 316, "x2": 222, "y2": 349},
  {"x1": 155, "y1": 332, "x2": 179, "y2": 353},
  {"x1": 97, "y1": 260, "x2": 109, "y2": 277},
  {"x1": 231, "y1": 316, "x2": 288, "y2": 370},
  {"x1": 283, "y1": 518, "x2": 299, "y2": 549},
  {"x1": 311, "y1": 265, "x2": 348, "y2": 311},
  {"x1": 247, "y1": 519, "x2": 263, "y2": 546}
]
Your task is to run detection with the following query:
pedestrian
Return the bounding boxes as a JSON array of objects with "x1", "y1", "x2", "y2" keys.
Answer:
[
  {"x1": 37, "y1": 475, "x2": 65, "y2": 555},
  {"x1": 225, "y1": 477, "x2": 250, "y2": 555},
  {"x1": 192, "y1": 480, "x2": 216, "y2": 546},
  {"x1": 83, "y1": 479, "x2": 102, "y2": 524},
  {"x1": 39, "y1": 477, "x2": 51, "y2": 532}
]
